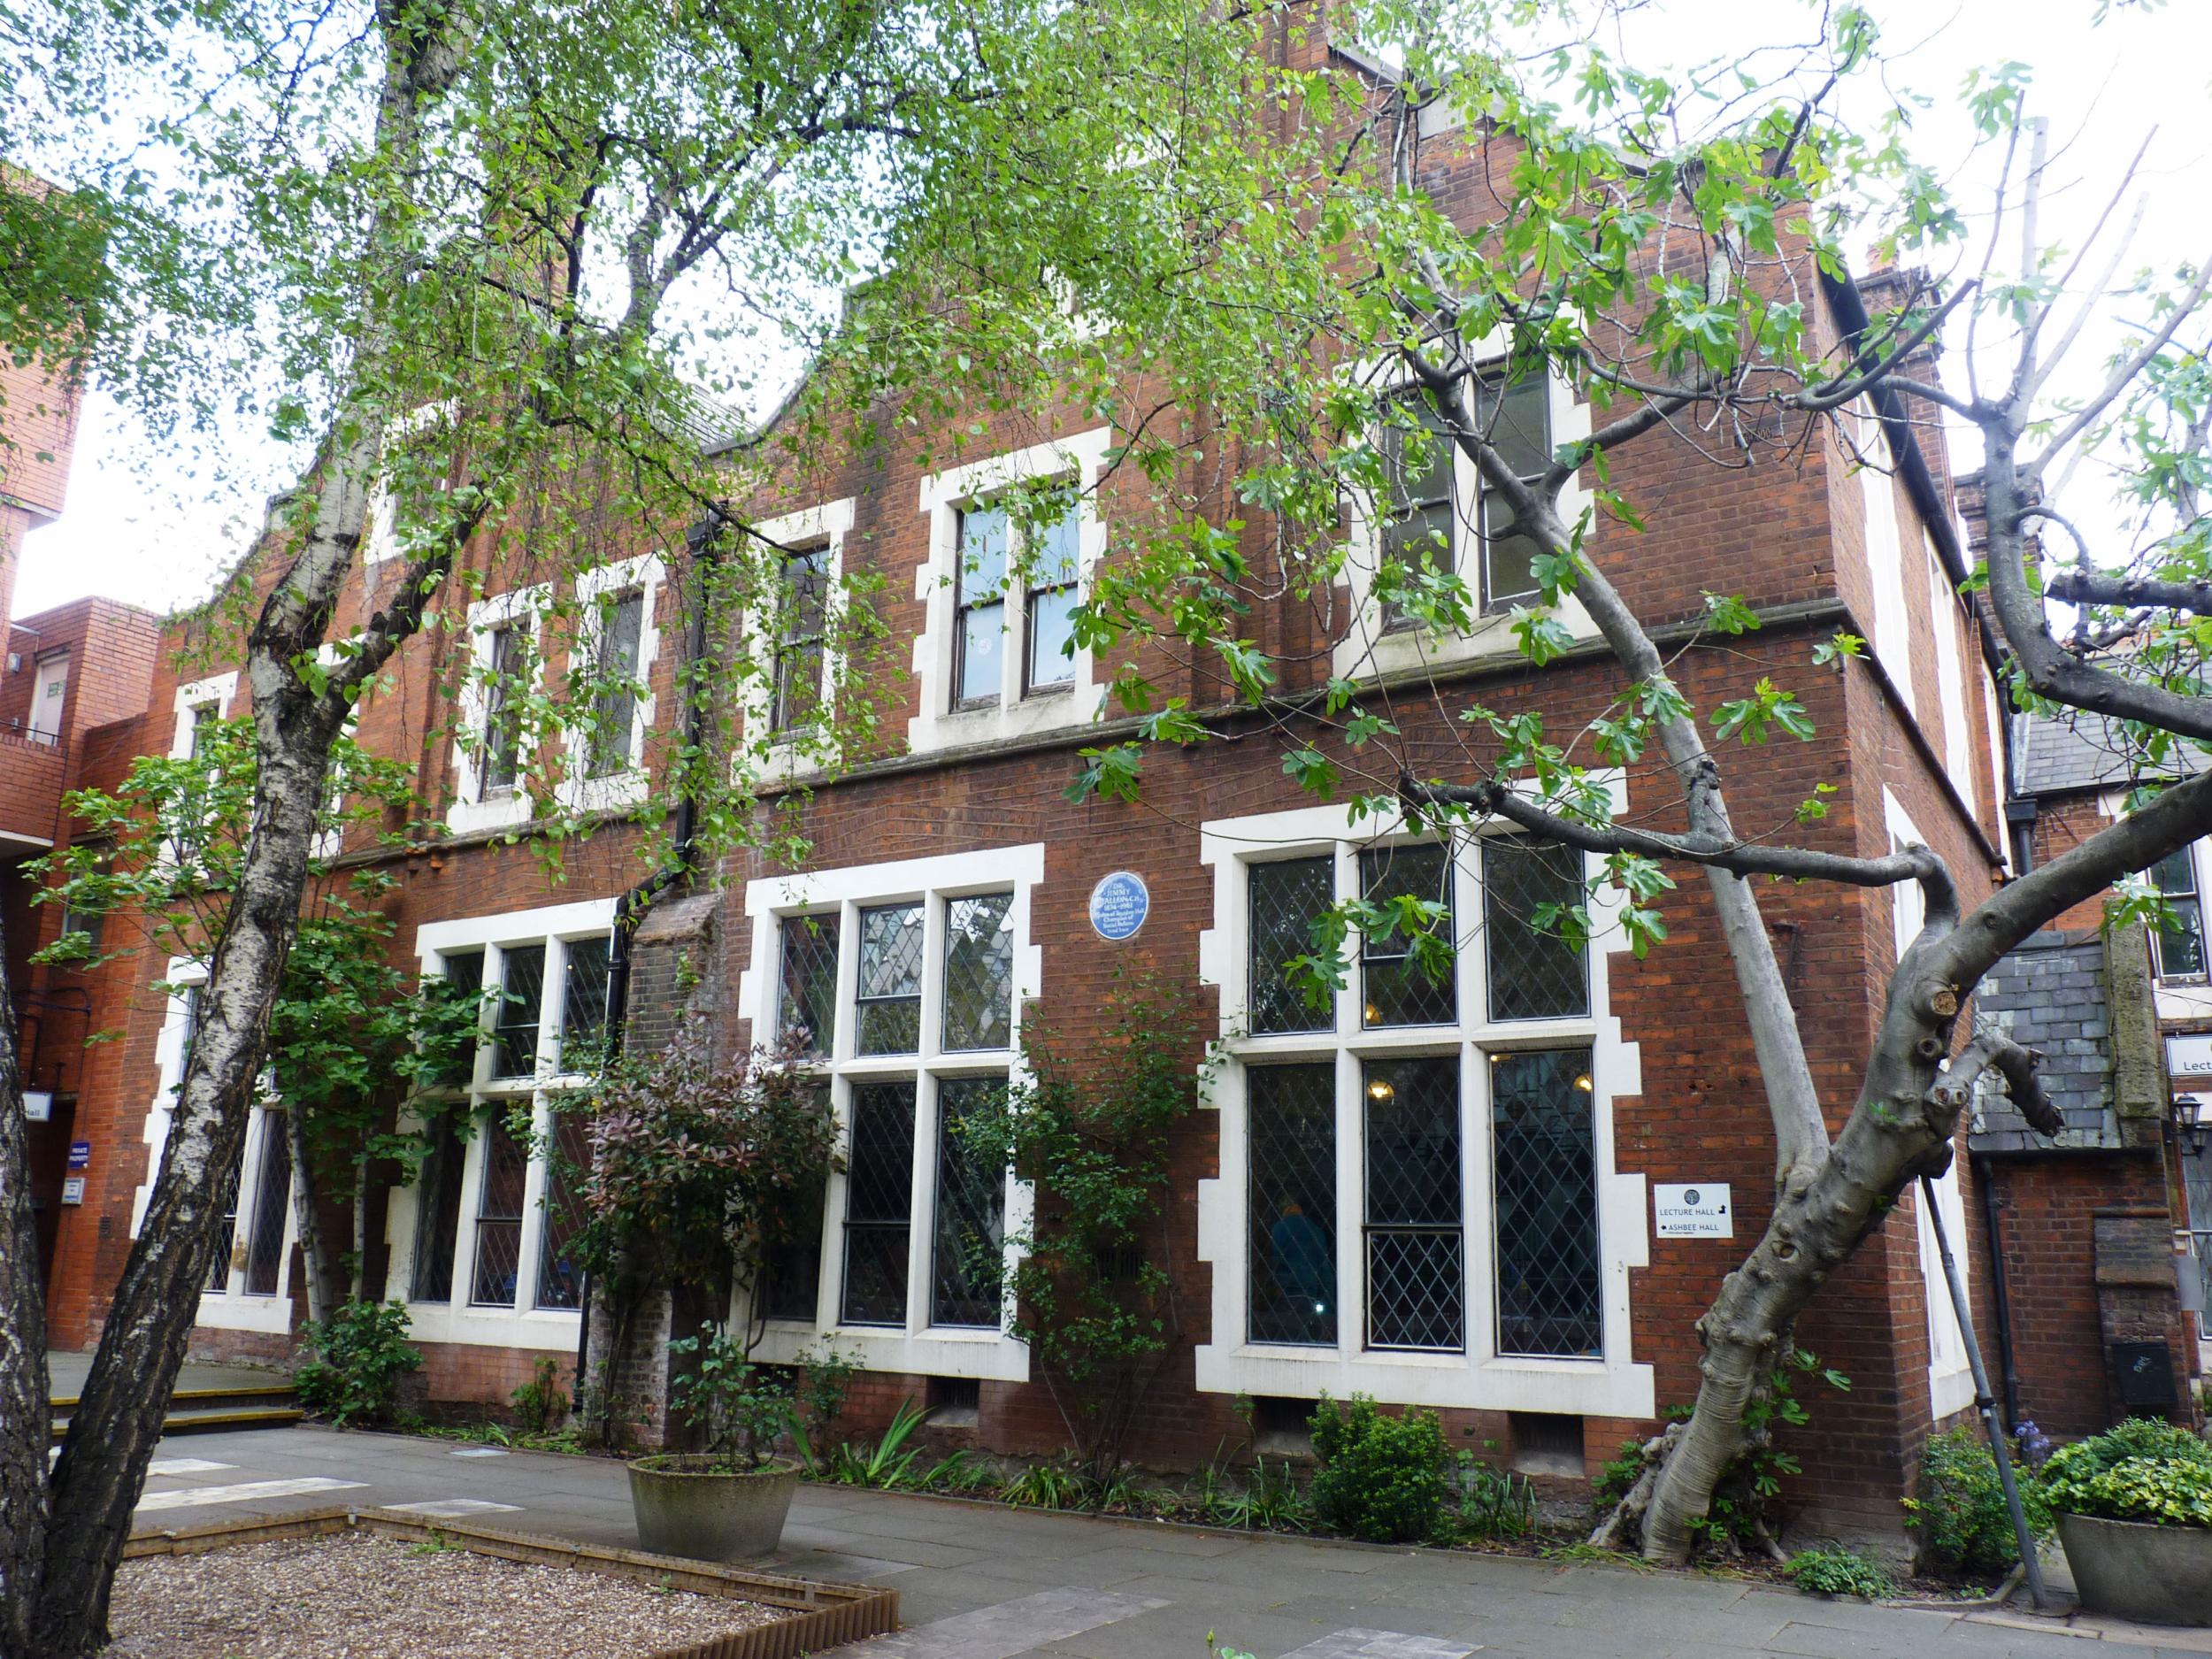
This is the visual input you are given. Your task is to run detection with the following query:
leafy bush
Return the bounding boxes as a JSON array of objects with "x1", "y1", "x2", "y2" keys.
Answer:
[
  {"x1": 1308, "y1": 1394, "x2": 1449, "y2": 1543},
  {"x1": 511, "y1": 1356, "x2": 569, "y2": 1437},
  {"x1": 664, "y1": 1324, "x2": 791, "y2": 1471},
  {"x1": 1453, "y1": 1455, "x2": 1536, "y2": 1540},
  {"x1": 295, "y1": 1300, "x2": 421, "y2": 1426},
  {"x1": 2039, "y1": 1417, "x2": 2212, "y2": 1528},
  {"x1": 1904, "y1": 1426, "x2": 2041, "y2": 1575},
  {"x1": 1783, "y1": 1546, "x2": 1896, "y2": 1600}
]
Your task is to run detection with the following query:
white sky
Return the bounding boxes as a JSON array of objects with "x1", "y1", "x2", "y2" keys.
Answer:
[{"x1": 12, "y1": 0, "x2": 2211, "y2": 621}]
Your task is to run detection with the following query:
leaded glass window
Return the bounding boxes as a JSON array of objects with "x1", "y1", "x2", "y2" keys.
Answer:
[
  {"x1": 242, "y1": 1112, "x2": 294, "y2": 1296},
  {"x1": 587, "y1": 588, "x2": 645, "y2": 777},
  {"x1": 841, "y1": 1082, "x2": 916, "y2": 1325},
  {"x1": 941, "y1": 893, "x2": 1014, "y2": 1050},
  {"x1": 1361, "y1": 845, "x2": 1455, "y2": 1027},
  {"x1": 932, "y1": 1078, "x2": 1005, "y2": 1327},
  {"x1": 762, "y1": 1082, "x2": 830, "y2": 1320},
  {"x1": 1475, "y1": 374, "x2": 1550, "y2": 610},
  {"x1": 439, "y1": 949, "x2": 485, "y2": 1085},
  {"x1": 1379, "y1": 391, "x2": 1455, "y2": 611},
  {"x1": 1491, "y1": 1048, "x2": 1601, "y2": 1357},
  {"x1": 856, "y1": 903, "x2": 924, "y2": 1055},
  {"x1": 481, "y1": 624, "x2": 525, "y2": 795},
  {"x1": 471, "y1": 1114, "x2": 528, "y2": 1307},
  {"x1": 493, "y1": 944, "x2": 546, "y2": 1078},
  {"x1": 534, "y1": 1108, "x2": 591, "y2": 1310},
  {"x1": 772, "y1": 544, "x2": 830, "y2": 733},
  {"x1": 2153, "y1": 846, "x2": 2207, "y2": 979},
  {"x1": 1484, "y1": 840, "x2": 1588, "y2": 1021},
  {"x1": 1249, "y1": 856, "x2": 1333, "y2": 1035},
  {"x1": 1363, "y1": 1056, "x2": 1464, "y2": 1351},
  {"x1": 206, "y1": 1132, "x2": 243, "y2": 1292},
  {"x1": 411, "y1": 1110, "x2": 465, "y2": 1302},
  {"x1": 1025, "y1": 505, "x2": 1080, "y2": 693},
  {"x1": 954, "y1": 505, "x2": 1009, "y2": 707},
  {"x1": 1248, "y1": 1064, "x2": 1337, "y2": 1346},
  {"x1": 779, "y1": 914, "x2": 841, "y2": 1056},
  {"x1": 559, "y1": 936, "x2": 611, "y2": 1066}
]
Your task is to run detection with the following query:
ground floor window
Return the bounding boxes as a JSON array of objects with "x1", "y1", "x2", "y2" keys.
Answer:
[{"x1": 204, "y1": 1106, "x2": 296, "y2": 1302}]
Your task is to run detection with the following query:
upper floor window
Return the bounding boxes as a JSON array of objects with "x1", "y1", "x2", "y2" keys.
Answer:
[
  {"x1": 453, "y1": 588, "x2": 546, "y2": 831},
  {"x1": 2153, "y1": 845, "x2": 2207, "y2": 979},
  {"x1": 363, "y1": 402, "x2": 457, "y2": 567},
  {"x1": 772, "y1": 544, "x2": 831, "y2": 733},
  {"x1": 480, "y1": 624, "x2": 526, "y2": 796},
  {"x1": 1472, "y1": 374, "x2": 1550, "y2": 611},
  {"x1": 586, "y1": 588, "x2": 646, "y2": 779},
  {"x1": 953, "y1": 506, "x2": 1010, "y2": 709},
  {"x1": 1025, "y1": 507, "x2": 1080, "y2": 694}
]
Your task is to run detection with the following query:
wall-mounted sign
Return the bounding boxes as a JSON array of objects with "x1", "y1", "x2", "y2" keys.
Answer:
[
  {"x1": 66, "y1": 1141, "x2": 91, "y2": 1171},
  {"x1": 1655, "y1": 1183, "x2": 1732, "y2": 1239},
  {"x1": 22, "y1": 1091, "x2": 51, "y2": 1123},
  {"x1": 1088, "y1": 872, "x2": 1150, "y2": 941},
  {"x1": 60, "y1": 1176, "x2": 85, "y2": 1206}
]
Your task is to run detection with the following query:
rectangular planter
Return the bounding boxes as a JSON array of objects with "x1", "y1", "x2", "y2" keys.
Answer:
[
  {"x1": 2056, "y1": 1511, "x2": 2212, "y2": 1628},
  {"x1": 124, "y1": 1505, "x2": 900, "y2": 1658}
]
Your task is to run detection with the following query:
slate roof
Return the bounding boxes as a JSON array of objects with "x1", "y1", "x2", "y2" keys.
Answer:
[
  {"x1": 1969, "y1": 929, "x2": 2121, "y2": 1153},
  {"x1": 2012, "y1": 708, "x2": 2208, "y2": 798}
]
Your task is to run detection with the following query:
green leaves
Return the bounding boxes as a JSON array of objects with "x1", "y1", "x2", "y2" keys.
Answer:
[{"x1": 1713, "y1": 679, "x2": 1816, "y2": 745}]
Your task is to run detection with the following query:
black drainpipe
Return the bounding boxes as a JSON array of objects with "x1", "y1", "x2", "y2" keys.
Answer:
[
  {"x1": 1979, "y1": 1161, "x2": 2026, "y2": 1430},
  {"x1": 573, "y1": 508, "x2": 726, "y2": 1396}
]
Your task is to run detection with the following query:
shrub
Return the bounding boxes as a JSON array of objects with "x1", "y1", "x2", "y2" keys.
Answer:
[
  {"x1": 2039, "y1": 1417, "x2": 2212, "y2": 1528},
  {"x1": 511, "y1": 1356, "x2": 568, "y2": 1437},
  {"x1": 295, "y1": 1300, "x2": 421, "y2": 1426},
  {"x1": 1904, "y1": 1425, "x2": 2037, "y2": 1576},
  {"x1": 664, "y1": 1323, "x2": 790, "y2": 1471},
  {"x1": 1783, "y1": 1545, "x2": 1896, "y2": 1600},
  {"x1": 1308, "y1": 1394, "x2": 1449, "y2": 1543}
]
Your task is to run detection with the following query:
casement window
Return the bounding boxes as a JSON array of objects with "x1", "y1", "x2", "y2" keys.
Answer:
[
  {"x1": 452, "y1": 588, "x2": 547, "y2": 832},
  {"x1": 174, "y1": 979, "x2": 300, "y2": 1312},
  {"x1": 1210, "y1": 816, "x2": 1625, "y2": 1408},
  {"x1": 565, "y1": 556, "x2": 664, "y2": 803},
  {"x1": 742, "y1": 848, "x2": 1042, "y2": 1378},
  {"x1": 1024, "y1": 507, "x2": 1081, "y2": 694},
  {"x1": 1471, "y1": 374, "x2": 1551, "y2": 611},
  {"x1": 400, "y1": 902, "x2": 616, "y2": 1337},
  {"x1": 2153, "y1": 844, "x2": 2208, "y2": 980},
  {"x1": 952, "y1": 507, "x2": 1010, "y2": 708},
  {"x1": 362, "y1": 402, "x2": 457, "y2": 567},
  {"x1": 480, "y1": 624, "x2": 526, "y2": 795},
  {"x1": 951, "y1": 500, "x2": 1084, "y2": 709},
  {"x1": 586, "y1": 588, "x2": 647, "y2": 778},
  {"x1": 1378, "y1": 396, "x2": 1455, "y2": 622},
  {"x1": 772, "y1": 544, "x2": 832, "y2": 733}
]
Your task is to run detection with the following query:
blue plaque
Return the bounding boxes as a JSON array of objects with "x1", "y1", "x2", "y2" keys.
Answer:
[{"x1": 1088, "y1": 871, "x2": 1149, "y2": 941}]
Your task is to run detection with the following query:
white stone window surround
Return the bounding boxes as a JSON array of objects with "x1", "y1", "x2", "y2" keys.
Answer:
[
  {"x1": 134, "y1": 959, "x2": 301, "y2": 1336},
  {"x1": 170, "y1": 672, "x2": 239, "y2": 759},
  {"x1": 1193, "y1": 797, "x2": 1654, "y2": 1417},
  {"x1": 362, "y1": 400, "x2": 458, "y2": 567},
  {"x1": 1335, "y1": 347, "x2": 1597, "y2": 686},
  {"x1": 388, "y1": 897, "x2": 617, "y2": 1351},
  {"x1": 558, "y1": 554, "x2": 667, "y2": 813},
  {"x1": 1886, "y1": 789, "x2": 1976, "y2": 1420},
  {"x1": 909, "y1": 429, "x2": 1111, "y2": 757},
  {"x1": 740, "y1": 498, "x2": 856, "y2": 784},
  {"x1": 735, "y1": 845, "x2": 1044, "y2": 1383},
  {"x1": 448, "y1": 584, "x2": 549, "y2": 835}
]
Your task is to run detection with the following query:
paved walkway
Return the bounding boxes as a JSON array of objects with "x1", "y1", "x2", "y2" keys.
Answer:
[
  {"x1": 122, "y1": 1425, "x2": 2210, "y2": 1659},
  {"x1": 47, "y1": 1350, "x2": 284, "y2": 1400}
]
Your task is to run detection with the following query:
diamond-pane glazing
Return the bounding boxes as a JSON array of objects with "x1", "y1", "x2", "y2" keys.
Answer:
[
  {"x1": 587, "y1": 588, "x2": 644, "y2": 778},
  {"x1": 471, "y1": 1115, "x2": 528, "y2": 1308},
  {"x1": 1249, "y1": 857, "x2": 1333, "y2": 1035},
  {"x1": 534, "y1": 1109, "x2": 591, "y2": 1310},
  {"x1": 560, "y1": 936, "x2": 611, "y2": 1066},
  {"x1": 1364, "y1": 1055, "x2": 1463, "y2": 1350},
  {"x1": 841, "y1": 1082, "x2": 915, "y2": 1325},
  {"x1": 207, "y1": 1141, "x2": 243, "y2": 1291},
  {"x1": 779, "y1": 914, "x2": 841, "y2": 1056},
  {"x1": 439, "y1": 949, "x2": 485, "y2": 1086},
  {"x1": 932, "y1": 1078, "x2": 1006, "y2": 1327},
  {"x1": 493, "y1": 944, "x2": 546, "y2": 1077},
  {"x1": 761, "y1": 1081, "x2": 829, "y2": 1320},
  {"x1": 1484, "y1": 840, "x2": 1589, "y2": 1021},
  {"x1": 1247, "y1": 1064, "x2": 1337, "y2": 1346},
  {"x1": 1361, "y1": 845, "x2": 1455, "y2": 1027},
  {"x1": 856, "y1": 904, "x2": 923, "y2": 1055},
  {"x1": 941, "y1": 894, "x2": 1014, "y2": 1051},
  {"x1": 243, "y1": 1112, "x2": 293, "y2": 1296},
  {"x1": 1491, "y1": 1048, "x2": 1601, "y2": 1357},
  {"x1": 411, "y1": 1111, "x2": 465, "y2": 1302}
]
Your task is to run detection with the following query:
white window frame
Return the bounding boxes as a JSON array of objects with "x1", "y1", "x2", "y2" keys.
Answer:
[
  {"x1": 1193, "y1": 796, "x2": 1653, "y2": 1417},
  {"x1": 449, "y1": 585, "x2": 548, "y2": 834},
  {"x1": 735, "y1": 846, "x2": 1044, "y2": 1382},
  {"x1": 741, "y1": 498, "x2": 855, "y2": 781},
  {"x1": 389, "y1": 897, "x2": 616, "y2": 1350},
  {"x1": 559, "y1": 555, "x2": 665, "y2": 812},
  {"x1": 909, "y1": 430, "x2": 1110, "y2": 757},
  {"x1": 362, "y1": 401, "x2": 457, "y2": 567},
  {"x1": 1337, "y1": 354, "x2": 1595, "y2": 685},
  {"x1": 169, "y1": 672, "x2": 238, "y2": 760}
]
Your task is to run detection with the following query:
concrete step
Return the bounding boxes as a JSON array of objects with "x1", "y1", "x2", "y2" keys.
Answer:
[{"x1": 49, "y1": 1383, "x2": 303, "y2": 1440}]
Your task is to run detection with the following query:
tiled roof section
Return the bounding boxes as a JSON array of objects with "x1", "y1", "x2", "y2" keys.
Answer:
[
  {"x1": 1970, "y1": 929, "x2": 2120, "y2": 1153},
  {"x1": 2012, "y1": 707, "x2": 2208, "y2": 798}
]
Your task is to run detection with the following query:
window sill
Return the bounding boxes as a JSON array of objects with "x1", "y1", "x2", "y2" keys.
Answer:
[
  {"x1": 750, "y1": 1319, "x2": 1030, "y2": 1382},
  {"x1": 446, "y1": 790, "x2": 533, "y2": 837}
]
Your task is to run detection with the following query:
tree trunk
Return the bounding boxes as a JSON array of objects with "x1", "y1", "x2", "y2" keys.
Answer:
[
  {"x1": 350, "y1": 1164, "x2": 369, "y2": 1304},
  {"x1": 284, "y1": 1104, "x2": 331, "y2": 1327},
  {"x1": 0, "y1": 919, "x2": 53, "y2": 1659}
]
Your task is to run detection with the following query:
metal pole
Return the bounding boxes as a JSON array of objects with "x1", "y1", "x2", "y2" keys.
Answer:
[{"x1": 1923, "y1": 1173, "x2": 2053, "y2": 1612}]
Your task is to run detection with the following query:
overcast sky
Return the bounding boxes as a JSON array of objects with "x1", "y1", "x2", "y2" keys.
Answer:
[{"x1": 12, "y1": 0, "x2": 2210, "y2": 621}]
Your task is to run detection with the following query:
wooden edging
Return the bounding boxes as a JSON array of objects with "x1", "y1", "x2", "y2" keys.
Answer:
[{"x1": 123, "y1": 1506, "x2": 899, "y2": 1659}]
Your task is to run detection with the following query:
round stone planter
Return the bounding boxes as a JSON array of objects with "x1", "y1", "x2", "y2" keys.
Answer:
[
  {"x1": 626, "y1": 1455, "x2": 799, "y2": 1563},
  {"x1": 2057, "y1": 1512, "x2": 2212, "y2": 1626}
]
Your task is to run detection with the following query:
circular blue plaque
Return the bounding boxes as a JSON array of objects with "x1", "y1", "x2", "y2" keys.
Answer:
[{"x1": 1088, "y1": 871, "x2": 1150, "y2": 941}]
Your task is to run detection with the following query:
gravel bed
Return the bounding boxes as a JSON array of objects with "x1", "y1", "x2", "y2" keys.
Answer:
[{"x1": 108, "y1": 1531, "x2": 789, "y2": 1659}]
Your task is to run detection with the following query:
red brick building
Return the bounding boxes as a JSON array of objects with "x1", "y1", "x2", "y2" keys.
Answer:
[{"x1": 26, "y1": 25, "x2": 2041, "y2": 1542}]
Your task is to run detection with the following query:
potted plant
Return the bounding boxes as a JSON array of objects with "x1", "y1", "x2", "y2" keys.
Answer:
[
  {"x1": 2041, "y1": 1417, "x2": 2212, "y2": 1625},
  {"x1": 627, "y1": 1323, "x2": 801, "y2": 1561}
]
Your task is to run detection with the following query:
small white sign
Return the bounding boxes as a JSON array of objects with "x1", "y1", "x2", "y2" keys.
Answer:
[
  {"x1": 1655, "y1": 1182, "x2": 1732, "y2": 1239},
  {"x1": 59, "y1": 1176, "x2": 86, "y2": 1206},
  {"x1": 22, "y1": 1091, "x2": 51, "y2": 1123}
]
